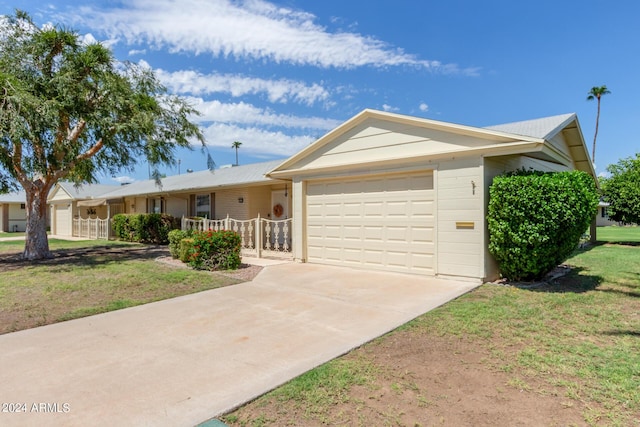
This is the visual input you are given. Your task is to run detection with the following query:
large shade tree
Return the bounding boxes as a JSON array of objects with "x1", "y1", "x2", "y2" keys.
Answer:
[
  {"x1": 0, "y1": 11, "x2": 204, "y2": 260},
  {"x1": 601, "y1": 154, "x2": 640, "y2": 224},
  {"x1": 586, "y1": 85, "x2": 611, "y2": 164}
]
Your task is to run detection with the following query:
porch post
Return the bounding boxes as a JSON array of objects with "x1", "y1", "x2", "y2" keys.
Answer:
[
  {"x1": 107, "y1": 204, "x2": 111, "y2": 239},
  {"x1": 256, "y1": 214, "x2": 262, "y2": 258}
]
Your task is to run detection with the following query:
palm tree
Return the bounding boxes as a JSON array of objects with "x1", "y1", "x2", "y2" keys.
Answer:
[
  {"x1": 232, "y1": 141, "x2": 242, "y2": 166},
  {"x1": 587, "y1": 85, "x2": 611, "y2": 164}
]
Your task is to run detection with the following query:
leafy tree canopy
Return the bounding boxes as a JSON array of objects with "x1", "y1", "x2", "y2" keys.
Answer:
[
  {"x1": 601, "y1": 153, "x2": 640, "y2": 224},
  {"x1": 0, "y1": 10, "x2": 204, "y2": 259}
]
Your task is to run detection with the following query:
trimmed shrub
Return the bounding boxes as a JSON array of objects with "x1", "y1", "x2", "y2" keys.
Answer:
[
  {"x1": 111, "y1": 213, "x2": 179, "y2": 244},
  {"x1": 179, "y1": 238, "x2": 194, "y2": 263},
  {"x1": 189, "y1": 230, "x2": 242, "y2": 271},
  {"x1": 487, "y1": 170, "x2": 598, "y2": 281},
  {"x1": 168, "y1": 229, "x2": 193, "y2": 258}
]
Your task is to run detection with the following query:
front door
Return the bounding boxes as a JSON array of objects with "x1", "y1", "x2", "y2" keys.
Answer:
[{"x1": 270, "y1": 190, "x2": 289, "y2": 220}]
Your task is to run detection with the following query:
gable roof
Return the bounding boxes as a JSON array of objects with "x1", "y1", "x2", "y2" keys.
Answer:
[
  {"x1": 101, "y1": 159, "x2": 284, "y2": 199},
  {"x1": 48, "y1": 183, "x2": 120, "y2": 203},
  {"x1": 484, "y1": 113, "x2": 576, "y2": 140},
  {"x1": 268, "y1": 109, "x2": 595, "y2": 179}
]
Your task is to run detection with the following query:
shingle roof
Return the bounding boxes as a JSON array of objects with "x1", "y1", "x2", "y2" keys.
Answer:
[
  {"x1": 484, "y1": 113, "x2": 576, "y2": 139},
  {"x1": 102, "y1": 159, "x2": 284, "y2": 198}
]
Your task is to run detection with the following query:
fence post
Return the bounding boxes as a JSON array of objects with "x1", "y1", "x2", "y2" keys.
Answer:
[
  {"x1": 225, "y1": 214, "x2": 230, "y2": 231},
  {"x1": 256, "y1": 214, "x2": 262, "y2": 259}
]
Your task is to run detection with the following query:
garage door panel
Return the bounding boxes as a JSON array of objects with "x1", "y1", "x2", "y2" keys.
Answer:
[{"x1": 306, "y1": 172, "x2": 435, "y2": 275}]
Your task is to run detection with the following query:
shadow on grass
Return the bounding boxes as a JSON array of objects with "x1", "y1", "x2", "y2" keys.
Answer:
[
  {"x1": 596, "y1": 287, "x2": 640, "y2": 298},
  {"x1": 597, "y1": 240, "x2": 640, "y2": 247},
  {"x1": 602, "y1": 330, "x2": 640, "y2": 337},
  {"x1": 0, "y1": 244, "x2": 169, "y2": 272},
  {"x1": 511, "y1": 267, "x2": 602, "y2": 294}
]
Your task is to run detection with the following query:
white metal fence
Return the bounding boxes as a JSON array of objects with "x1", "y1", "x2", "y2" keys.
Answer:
[
  {"x1": 72, "y1": 218, "x2": 110, "y2": 240},
  {"x1": 182, "y1": 214, "x2": 293, "y2": 259}
]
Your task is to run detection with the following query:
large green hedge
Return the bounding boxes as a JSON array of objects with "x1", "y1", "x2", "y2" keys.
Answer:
[
  {"x1": 112, "y1": 213, "x2": 179, "y2": 244},
  {"x1": 487, "y1": 170, "x2": 598, "y2": 281}
]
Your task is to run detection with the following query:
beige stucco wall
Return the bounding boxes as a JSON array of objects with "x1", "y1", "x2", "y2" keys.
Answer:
[
  {"x1": 435, "y1": 157, "x2": 483, "y2": 279},
  {"x1": 8, "y1": 203, "x2": 26, "y2": 232},
  {"x1": 166, "y1": 196, "x2": 188, "y2": 218},
  {"x1": 215, "y1": 188, "x2": 250, "y2": 220},
  {"x1": 0, "y1": 203, "x2": 27, "y2": 232},
  {"x1": 247, "y1": 185, "x2": 275, "y2": 219}
]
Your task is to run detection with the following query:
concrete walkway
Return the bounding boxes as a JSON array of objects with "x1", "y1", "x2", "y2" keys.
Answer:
[{"x1": 0, "y1": 262, "x2": 478, "y2": 427}]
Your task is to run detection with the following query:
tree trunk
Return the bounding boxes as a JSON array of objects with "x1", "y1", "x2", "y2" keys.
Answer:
[
  {"x1": 592, "y1": 98, "x2": 601, "y2": 164},
  {"x1": 23, "y1": 185, "x2": 52, "y2": 260}
]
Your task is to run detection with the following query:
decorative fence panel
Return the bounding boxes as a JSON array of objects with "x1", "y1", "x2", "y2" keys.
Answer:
[
  {"x1": 72, "y1": 218, "x2": 110, "y2": 240},
  {"x1": 181, "y1": 214, "x2": 293, "y2": 260}
]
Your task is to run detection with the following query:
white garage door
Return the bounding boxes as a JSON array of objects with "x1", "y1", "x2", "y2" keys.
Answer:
[
  {"x1": 306, "y1": 172, "x2": 435, "y2": 275},
  {"x1": 55, "y1": 204, "x2": 71, "y2": 236}
]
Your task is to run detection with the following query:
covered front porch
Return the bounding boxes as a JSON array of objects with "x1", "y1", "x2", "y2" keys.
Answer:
[{"x1": 182, "y1": 214, "x2": 293, "y2": 260}]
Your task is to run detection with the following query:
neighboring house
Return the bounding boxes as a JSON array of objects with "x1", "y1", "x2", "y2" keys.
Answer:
[
  {"x1": 48, "y1": 183, "x2": 121, "y2": 236},
  {"x1": 47, "y1": 160, "x2": 290, "y2": 237},
  {"x1": 268, "y1": 109, "x2": 595, "y2": 283},
  {"x1": 93, "y1": 159, "x2": 289, "y2": 220},
  {"x1": 0, "y1": 191, "x2": 28, "y2": 232},
  {"x1": 597, "y1": 201, "x2": 617, "y2": 227}
]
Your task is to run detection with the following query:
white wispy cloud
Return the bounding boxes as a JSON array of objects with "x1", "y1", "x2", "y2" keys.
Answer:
[
  {"x1": 128, "y1": 48, "x2": 146, "y2": 56},
  {"x1": 155, "y1": 68, "x2": 330, "y2": 105},
  {"x1": 112, "y1": 175, "x2": 135, "y2": 184},
  {"x1": 186, "y1": 98, "x2": 341, "y2": 130},
  {"x1": 201, "y1": 123, "x2": 316, "y2": 156},
  {"x1": 382, "y1": 104, "x2": 399, "y2": 112},
  {"x1": 419, "y1": 103, "x2": 429, "y2": 112},
  {"x1": 66, "y1": 0, "x2": 477, "y2": 74}
]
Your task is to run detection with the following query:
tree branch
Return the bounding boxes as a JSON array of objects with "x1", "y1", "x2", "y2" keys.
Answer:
[{"x1": 51, "y1": 136, "x2": 104, "y2": 181}]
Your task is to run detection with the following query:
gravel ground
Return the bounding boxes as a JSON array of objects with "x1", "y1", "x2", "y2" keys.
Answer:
[{"x1": 155, "y1": 256, "x2": 264, "y2": 282}]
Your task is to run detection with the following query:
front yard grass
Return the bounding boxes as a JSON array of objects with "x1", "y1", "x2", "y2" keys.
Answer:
[
  {"x1": 224, "y1": 226, "x2": 640, "y2": 426},
  {"x1": 0, "y1": 239, "x2": 242, "y2": 334}
]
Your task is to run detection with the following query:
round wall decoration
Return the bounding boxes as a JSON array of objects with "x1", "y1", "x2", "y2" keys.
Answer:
[{"x1": 273, "y1": 203, "x2": 284, "y2": 218}]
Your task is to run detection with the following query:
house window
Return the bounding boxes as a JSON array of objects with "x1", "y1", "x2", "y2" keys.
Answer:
[
  {"x1": 20, "y1": 203, "x2": 25, "y2": 209},
  {"x1": 151, "y1": 198, "x2": 164, "y2": 214},
  {"x1": 196, "y1": 194, "x2": 210, "y2": 218}
]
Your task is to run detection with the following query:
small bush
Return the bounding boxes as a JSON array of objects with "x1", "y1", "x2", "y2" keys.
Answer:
[
  {"x1": 189, "y1": 230, "x2": 241, "y2": 271},
  {"x1": 111, "y1": 213, "x2": 179, "y2": 244},
  {"x1": 168, "y1": 229, "x2": 193, "y2": 258},
  {"x1": 488, "y1": 169, "x2": 598, "y2": 281},
  {"x1": 179, "y1": 238, "x2": 194, "y2": 263}
]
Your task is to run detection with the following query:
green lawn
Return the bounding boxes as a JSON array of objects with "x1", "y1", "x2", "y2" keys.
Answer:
[
  {"x1": 0, "y1": 239, "x2": 241, "y2": 334},
  {"x1": 224, "y1": 226, "x2": 640, "y2": 426},
  {"x1": 596, "y1": 225, "x2": 640, "y2": 243}
]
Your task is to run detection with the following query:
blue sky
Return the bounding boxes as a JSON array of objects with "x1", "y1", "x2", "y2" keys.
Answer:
[{"x1": 1, "y1": 0, "x2": 638, "y2": 183}]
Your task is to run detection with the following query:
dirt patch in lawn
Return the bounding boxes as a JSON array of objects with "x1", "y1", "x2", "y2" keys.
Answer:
[
  {"x1": 0, "y1": 245, "x2": 261, "y2": 335},
  {"x1": 226, "y1": 330, "x2": 588, "y2": 426}
]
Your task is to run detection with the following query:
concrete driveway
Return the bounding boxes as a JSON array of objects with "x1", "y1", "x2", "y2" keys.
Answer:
[{"x1": 0, "y1": 261, "x2": 478, "y2": 427}]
